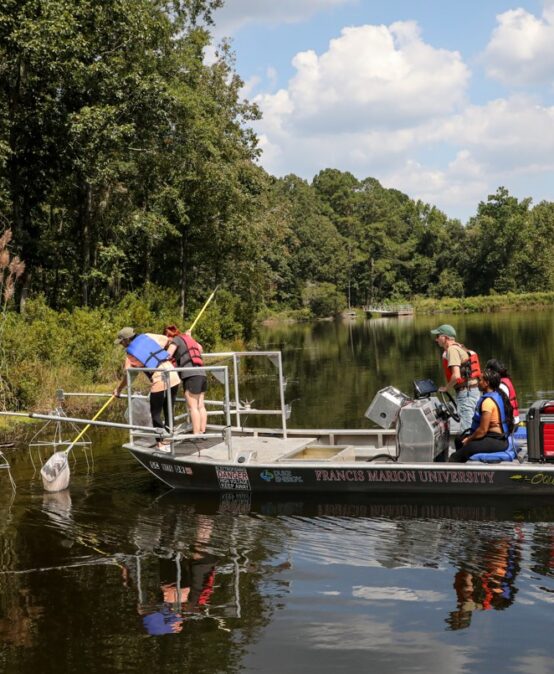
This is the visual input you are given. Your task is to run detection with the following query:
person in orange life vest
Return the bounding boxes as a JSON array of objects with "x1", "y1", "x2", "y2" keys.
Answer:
[
  {"x1": 113, "y1": 327, "x2": 180, "y2": 451},
  {"x1": 486, "y1": 358, "x2": 520, "y2": 424},
  {"x1": 449, "y1": 368, "x2": 514, "y2": 463},
  {"x1": 164, "y1": 325, "x2": 207, "y2": 435},
  {"x1": 430, "y1": 323, "x2": 481, "y2": 432}
]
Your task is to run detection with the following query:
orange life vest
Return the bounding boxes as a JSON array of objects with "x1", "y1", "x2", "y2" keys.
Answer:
[{"x1": 442, "y1": 343, "x2": 482, "y2": 387}]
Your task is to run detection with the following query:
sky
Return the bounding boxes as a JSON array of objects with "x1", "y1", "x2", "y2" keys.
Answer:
[{"x1": 209, "y1": 0, "x2": 554, "y2": 222}]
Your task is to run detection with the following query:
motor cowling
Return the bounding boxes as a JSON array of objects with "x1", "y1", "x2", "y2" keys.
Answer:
[
  {"x1": 366, "y1": 387, "x2": 450, "y2": 463},
  {"x1": 396, "y1": 398, "x2": 450, "y2": 463}
]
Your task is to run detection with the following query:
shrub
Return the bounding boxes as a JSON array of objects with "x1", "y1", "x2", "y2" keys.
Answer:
[{"x1": 302, "y1": 282, "x2": 346, "y2": 318}]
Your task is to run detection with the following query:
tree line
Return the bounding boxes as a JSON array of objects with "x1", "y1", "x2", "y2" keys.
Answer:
[{"x1": 2, "y1": 1, "x2": 554, "y2": 338}]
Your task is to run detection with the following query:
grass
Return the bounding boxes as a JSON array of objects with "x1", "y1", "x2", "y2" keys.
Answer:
[{"x1": 412, "y1": 291, "x2": 554, "y2": 314}]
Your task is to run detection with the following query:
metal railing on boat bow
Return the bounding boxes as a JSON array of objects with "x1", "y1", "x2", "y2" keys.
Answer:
[{"x1": 125, "y1": 350, "x2": 288, "y2": 460}]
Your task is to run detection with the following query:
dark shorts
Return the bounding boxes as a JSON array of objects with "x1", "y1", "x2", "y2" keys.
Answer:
[{"x1": 183, "y1": 375, "x2": 207, "y2": 395}]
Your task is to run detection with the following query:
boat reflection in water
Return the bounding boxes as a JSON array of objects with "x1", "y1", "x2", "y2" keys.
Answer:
[
  {"x1": 124, "y1": 491, "x2": 554, "y2": 640},
  {"x1": 133, "y1": 516, "x2": 218, "y2": 636},
  {"x1": 2, "y1": 488, "x2": 554, "y2": 674}
]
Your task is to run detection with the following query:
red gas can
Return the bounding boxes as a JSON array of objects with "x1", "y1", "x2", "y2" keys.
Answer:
[{"x1": 526, "y1": 401, "x2": 554, "y2": 462}]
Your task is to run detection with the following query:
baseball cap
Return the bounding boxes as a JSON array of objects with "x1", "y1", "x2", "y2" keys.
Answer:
[
  {"x1": 114, "y1": 327, "x2": 136, "y2": 344},
  {"x1": 430, "y1": 324, "x2": 456, "y2": 338}
]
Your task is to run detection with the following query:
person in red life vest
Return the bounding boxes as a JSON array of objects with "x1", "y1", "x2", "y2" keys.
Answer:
[
  {"x1": 113, "y1": 327, "x2": 180, "y2": 451},
  {"x1": 449, "y1": 368, "x2": 514, "y2": 462},
  {"x1": 164, "y1": 325, "x2": 208, "y2": 435},
  {"x1": 486, "y1": 358, "x2": 520, "y2": 424},
  {"x1": 430, "y1": 324, "x2": 482, "y2": 432}
]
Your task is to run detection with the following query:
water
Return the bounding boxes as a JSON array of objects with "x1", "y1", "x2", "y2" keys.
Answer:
[{"x1": 1, "y1": 312, "x2": 554, "y2": 673}]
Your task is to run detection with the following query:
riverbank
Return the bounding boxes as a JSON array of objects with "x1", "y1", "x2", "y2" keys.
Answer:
[
  {"x1": 413, "y1": 290, "x2": 554, "y2": 314},
  {"x1": 2, "y1": 289, "x2": 552, "y2": 416},
  {"x1": 261, "y1": 290, "x2": 554, "y2": 324}
]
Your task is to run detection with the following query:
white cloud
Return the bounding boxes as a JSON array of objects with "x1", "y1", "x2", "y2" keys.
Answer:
[
  {"x1": 436, "y1": 97, "x2": 554, "y2": 170},
  {"x1": 249, "y1": 19, "x2": 554, "y2": 220},
  {"x1": 266, "y1": 66, "x2": 278, "y2": 88},
  {"x1": 376, "y1": 97, "x2": 554, "y2": 215},
  {"x1": 257, "y1": 22, "x2": 469, "y2": 135},
  {"x1": 213, "y1": 0, "x2": 353, "y2": 37},
  {"x1": 241, "y1": 74, "x2": 262, "y2": 98},
  {"x1": 382, "y1": 155, "x2": 487, "y2": 217},
  {"x1": 252, "y1": 21, "x2": 472, "y2": 207},
  {"x1": 352, "y1": 585, "x2": 447, "y2": 602},
  {"x1": 483, "y1": 4, "x2": 554, "y2": 85}
]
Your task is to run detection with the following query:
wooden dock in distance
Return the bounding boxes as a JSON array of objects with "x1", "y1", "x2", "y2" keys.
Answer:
[{"x1": 364, "y1": 304, "x2": 414, "y2": 317}]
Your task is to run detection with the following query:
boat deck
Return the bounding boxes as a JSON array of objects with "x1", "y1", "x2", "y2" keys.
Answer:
[
  {"x1": 188, "y1": 436, "x2": 319, "y2": 462},
  {"x1": 131, "y1": 432, "x2": 407, "y2": 465}
]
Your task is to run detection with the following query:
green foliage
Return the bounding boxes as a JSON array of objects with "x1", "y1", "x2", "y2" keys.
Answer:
[
  {"x1": 414, "y1": 290, "x2": 554, "y2": 314},
  {"x1": 302, "y1": 282, "x2": 346, "y2": 318},
  {"x1": 0, "y1": 289, "x2": 248, "y2": 409}
]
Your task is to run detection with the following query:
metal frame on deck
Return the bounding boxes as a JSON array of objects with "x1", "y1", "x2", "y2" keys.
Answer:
[
  {"x1": 125, "y1": 351, "x2": 288, "y2": 460},
  {"x1": 202, "y1": 351, "x2": 288, "y2": 439},
  {"x1": 125, "y1": 364, "x2": 233, "y2": 459},
  {"x1": 18, "y1": 351, "x2": 289, "y2": 464}
]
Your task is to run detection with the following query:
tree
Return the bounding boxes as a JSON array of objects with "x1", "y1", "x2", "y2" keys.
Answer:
[{"x1": 465, "y1": 187, "x2": 531, "y2": 296}]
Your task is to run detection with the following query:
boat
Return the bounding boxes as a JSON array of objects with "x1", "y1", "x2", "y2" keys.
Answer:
[{"x1": 112, "y1": 350, "x2": 554, "y2": 496}]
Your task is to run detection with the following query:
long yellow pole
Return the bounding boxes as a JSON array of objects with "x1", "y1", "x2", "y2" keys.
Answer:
[
  {"x1": 187, "y1": 285, "x2": 219, "y2": 333},
  {"x1": 64, "y1": 394, "x2": 116, "y2": 454}
]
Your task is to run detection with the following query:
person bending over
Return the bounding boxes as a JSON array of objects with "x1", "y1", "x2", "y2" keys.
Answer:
[{"x1": 113, "y1": 327, "x2": 180, "y2": 451}]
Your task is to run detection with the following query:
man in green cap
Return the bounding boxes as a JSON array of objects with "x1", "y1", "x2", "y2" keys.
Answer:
[{"x1": 430, "y1": 324, "x2": 482, "y2": 432}]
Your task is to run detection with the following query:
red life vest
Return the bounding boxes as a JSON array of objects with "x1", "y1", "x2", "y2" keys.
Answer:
[
  {"x1": 197, "y1": 568, "x2": 216, "y2": 606},
  {"x1": 501, "y1": 376, "x2": 519, "y2": 419},
  {"x1": 442, "y1": 343, "x2": 482, "y2": 386},
  {"x1": 178, "y1": 333, "x2": 204, "y2": 367}
]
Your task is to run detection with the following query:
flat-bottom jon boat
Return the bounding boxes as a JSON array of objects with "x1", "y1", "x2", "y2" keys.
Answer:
[{"x1": 120, "y1": 351, "x2": 554, "y2": 496}]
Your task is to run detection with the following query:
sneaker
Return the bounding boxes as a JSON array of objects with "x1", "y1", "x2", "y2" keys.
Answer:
[{"x1": 156, "y1": 442, "x2": 172, "y2": 453}]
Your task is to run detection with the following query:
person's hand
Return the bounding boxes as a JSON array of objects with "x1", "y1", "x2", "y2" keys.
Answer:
[
  {"x1": 113, "y1": 388, "x2": 122, "y2": 398},
  {"x1": 171, "y1": 619, "x2": 184, "y2": 633},
  {"x1": 185, "y1": 330, "x2": 192, "y2": 336},
  {"x1": 438, "y1": 386, "x2": 448, "y2": 393},
  {"x1": 461, "y1": 436, "x2": 471, "y2": 446}
]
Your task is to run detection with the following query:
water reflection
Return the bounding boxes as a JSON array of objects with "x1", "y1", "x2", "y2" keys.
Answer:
[
  {"x1": 2, "y1": 482, "x2": 554, "y2": 671},
  {"x1": 447, "y1": 526, "x2": 522, "y2": 630},
  {"x1": 134, "y1": 516, "x2": 218, "y2": 636}
]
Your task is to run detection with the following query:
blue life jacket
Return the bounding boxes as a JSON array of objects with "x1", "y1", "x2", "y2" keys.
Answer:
[
  {"x1": 126, "y1": 334, "x2": 170, "y2": 369},
  {"x1": 470, "y1": 390, "x2": 509, "y2": 435}
]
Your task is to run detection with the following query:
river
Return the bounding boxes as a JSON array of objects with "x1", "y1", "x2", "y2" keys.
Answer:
[{"x1": 1, "y1": 312, "x2": 553, "y2": 673}]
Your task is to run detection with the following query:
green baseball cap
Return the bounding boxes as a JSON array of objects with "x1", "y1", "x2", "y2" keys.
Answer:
[
  {"x1": 430, "y1": 324, "x2": 456, "y2": 338},
  {"x1": 114, "y1": 326, "x2": 136, "y2": 344}
]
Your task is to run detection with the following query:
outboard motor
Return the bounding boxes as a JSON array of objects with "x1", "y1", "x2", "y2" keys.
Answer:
[{"x1": 365, "y1": 380, "x2": 451, "y2": 463}]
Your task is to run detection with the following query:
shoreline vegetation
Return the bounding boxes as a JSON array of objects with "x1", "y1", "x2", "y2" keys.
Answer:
[
  {"x1": 261, "y1": 290, "x2": 554, "y2": 323},
  {"x1": 0, "y1": 289, "x2": 550, "y2": 442},
  {"x1": 0, "y1": 288, "x2": 550, "y2": 424},
  {"x1": 413, "y1": 291, "x2": 554, "y2": 314}
]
